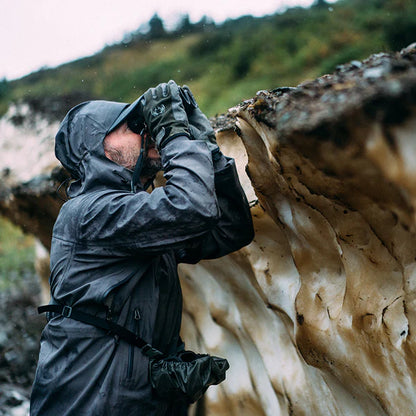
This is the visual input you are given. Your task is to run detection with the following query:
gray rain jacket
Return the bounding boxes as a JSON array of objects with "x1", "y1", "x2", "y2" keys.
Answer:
[{"x1": 30, "y1": 100, "x2": 254, "y2": 416}]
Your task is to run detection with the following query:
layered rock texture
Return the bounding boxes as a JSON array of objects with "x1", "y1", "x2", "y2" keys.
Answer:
[{"x1": 1, "y1": 46, "x2": 416, "y2": 415}]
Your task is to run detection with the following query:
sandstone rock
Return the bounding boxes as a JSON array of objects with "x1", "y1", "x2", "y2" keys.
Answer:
[{"x1": 1, "y1": 47, "x2": 416, "y2": 415}]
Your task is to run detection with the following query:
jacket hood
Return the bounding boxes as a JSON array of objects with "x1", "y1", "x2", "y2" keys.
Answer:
[{"x1": 55, "y1": 100, "x2": 141, "y2": 197}]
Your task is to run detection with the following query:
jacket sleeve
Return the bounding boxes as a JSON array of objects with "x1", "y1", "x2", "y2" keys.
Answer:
[
  {"x1": 174, "y1": 152, "x2": 254, "y2": 264},
  {"x1": 70, "y1": 137, "x2": 222, "y2": 254}
]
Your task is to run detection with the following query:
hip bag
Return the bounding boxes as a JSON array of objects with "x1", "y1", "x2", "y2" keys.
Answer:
[{"x1": 38, "y1": 304, "x2": 229, "y2": 403}]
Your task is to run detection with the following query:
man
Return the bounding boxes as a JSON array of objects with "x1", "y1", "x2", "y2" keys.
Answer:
[{"x1": 30, "y1": 80, "x2": 254, "y2": 415}]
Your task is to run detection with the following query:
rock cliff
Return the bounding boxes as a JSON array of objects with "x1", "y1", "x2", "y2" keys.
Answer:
[{"x1": 1, "y1": 45, "x2": 416, "y2": 415}]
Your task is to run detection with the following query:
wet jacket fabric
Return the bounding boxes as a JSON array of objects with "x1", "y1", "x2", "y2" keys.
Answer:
[{"x1": 30, "y1": 100, "x2": 254, "y2": 416}]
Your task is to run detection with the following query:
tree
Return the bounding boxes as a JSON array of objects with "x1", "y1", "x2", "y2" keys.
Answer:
[
  {"x1": 148, "y1": 13, "x2": 166, "y2": 39},
  {"x1": 0, "y1": 78, "x2": 9, "y2": 99},
  {"x1": 195, "y1": 15, "x2": 216, "y2": 32},
  {"x1": 176, "y1": 14, "x2": 194, "y2": 34}
]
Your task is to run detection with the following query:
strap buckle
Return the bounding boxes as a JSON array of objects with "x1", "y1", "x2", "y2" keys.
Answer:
[
  {"x1": 142, "y1": 344, "x2": 164, "y2": 359},
  {"x1": 62, "y1": 305, "x2": 73, "y2": 318}
]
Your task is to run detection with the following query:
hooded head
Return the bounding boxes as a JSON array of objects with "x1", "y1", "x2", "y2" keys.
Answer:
[{"x1": 55, "y1": 98, "x2": 156, "y2": 198}]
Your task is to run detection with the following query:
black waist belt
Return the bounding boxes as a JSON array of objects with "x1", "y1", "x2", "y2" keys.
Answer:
[{"x1": 38, "y1": 304, "x2": 163, "y2": 358}]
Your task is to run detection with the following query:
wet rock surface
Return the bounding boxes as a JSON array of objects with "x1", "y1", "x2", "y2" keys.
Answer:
[{"x1": 231, "y1": 43, "x2": 416, "y2": 141}]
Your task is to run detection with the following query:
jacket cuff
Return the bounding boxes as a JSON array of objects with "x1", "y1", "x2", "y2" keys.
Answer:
[
  {"x1": 212, "y1": 149, "x2": 229, "y2": 172},
  {"x1": 214, "y1": 156, "x2": 238, "y2": 185},
  {"x1": 159, "y1": 132, "x2": 191, "y2": 150}
]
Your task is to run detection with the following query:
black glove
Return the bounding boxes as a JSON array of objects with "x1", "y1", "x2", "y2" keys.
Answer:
[
  {"x1": 141, "y1": 80, "x2": 191, "y2": 149},
  {"x1": 179, "y1": 86, "x2": 219, "y2": 153}
]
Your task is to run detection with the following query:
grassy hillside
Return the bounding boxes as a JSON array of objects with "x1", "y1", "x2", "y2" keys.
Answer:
[{"x1": 1, "y1": 0, "x2": 415, "y2": 118}]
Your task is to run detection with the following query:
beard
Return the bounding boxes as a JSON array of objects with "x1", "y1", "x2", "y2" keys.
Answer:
[{"x1": 140, "y1": 156, "x2": 163, "y2": 179}]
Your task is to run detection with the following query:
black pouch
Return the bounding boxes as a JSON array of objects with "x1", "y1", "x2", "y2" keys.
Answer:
[
  {"x1": 37, "y1": 304, "x2": 229, "y2": 403},
  {"x1": 149, "y1": 350, "x2": 229, "y2": 403}
]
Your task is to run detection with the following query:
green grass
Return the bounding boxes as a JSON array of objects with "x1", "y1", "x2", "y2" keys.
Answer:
[
  {"x1": 1, "y1": 0, "x2": 415, "y2": 119},
  {"x1": 0, "y1": 217, "x2": 36, "y2": 291}
]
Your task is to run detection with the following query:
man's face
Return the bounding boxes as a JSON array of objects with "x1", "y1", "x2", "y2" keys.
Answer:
[{"x1": 104, "y1": 122, "x2": 162, "y2": 178}]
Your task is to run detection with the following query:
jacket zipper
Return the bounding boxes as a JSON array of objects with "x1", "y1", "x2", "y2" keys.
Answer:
[{"x1": 127, "y1": 308, "x2": 141, "y2": 379}]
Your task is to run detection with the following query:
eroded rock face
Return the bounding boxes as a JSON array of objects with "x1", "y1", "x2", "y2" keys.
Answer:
[{"x1": 1, "y1": 46, "x2": 416, "y2": 415}]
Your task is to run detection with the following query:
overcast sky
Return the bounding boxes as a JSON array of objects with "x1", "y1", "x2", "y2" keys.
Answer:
[{"x1": 1, "y1": 0, "x2": 336, "y2": 81}]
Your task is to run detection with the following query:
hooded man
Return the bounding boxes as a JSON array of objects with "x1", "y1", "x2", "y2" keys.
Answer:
[{"x1": 30, "y1": 80, "x2": 254, "y2": 415}]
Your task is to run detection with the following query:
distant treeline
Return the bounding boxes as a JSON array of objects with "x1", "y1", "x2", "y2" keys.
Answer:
[
  {"x1": 122, "y1": 13, "x2": 217, "y2": 42},
  {"x1": 1, "y1": 0, "x2": 415, "y2": 117},
  {"x1": 105, "y1": 0, "x2": 416, "y2": 54}
]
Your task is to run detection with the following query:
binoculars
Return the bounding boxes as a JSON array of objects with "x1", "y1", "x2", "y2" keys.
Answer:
[{"x1": 125, "y1": 85, "x2": 198, "y2": 141}]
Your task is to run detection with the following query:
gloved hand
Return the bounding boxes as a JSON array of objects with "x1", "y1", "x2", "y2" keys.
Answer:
[
  {"x1": 179, "y1": 86, "x2": 219, "y2": 153},
  {"x1": 140, "y1": 80, "x2": 191, "y2": 149}
]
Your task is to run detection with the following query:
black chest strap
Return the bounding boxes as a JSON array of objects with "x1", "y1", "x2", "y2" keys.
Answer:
[{"x1": 38, "y1": 304, "x2": 163, "y2": 358}]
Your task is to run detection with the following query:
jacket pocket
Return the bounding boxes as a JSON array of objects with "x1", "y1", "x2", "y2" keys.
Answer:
[
  {"x1": 120, "y1": 299, "x2": 156, "y2": 387},
  {"x1": 127, "y1": 307, "x2": 141, "y2": 379}
]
